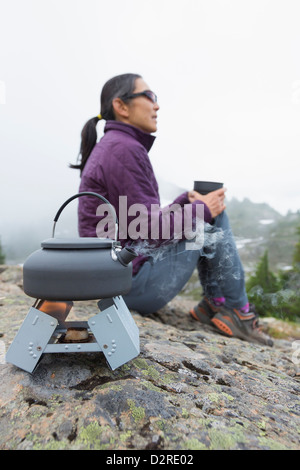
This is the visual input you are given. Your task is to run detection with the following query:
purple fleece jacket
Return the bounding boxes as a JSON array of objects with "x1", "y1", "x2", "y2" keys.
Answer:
[{"x1": 78, "y1": 121, "x2": 212, "y2": 274}]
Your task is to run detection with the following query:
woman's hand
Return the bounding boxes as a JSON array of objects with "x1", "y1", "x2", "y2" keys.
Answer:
[{"x1": 188, "y1": 188, "x2": 226, "y2": 218}]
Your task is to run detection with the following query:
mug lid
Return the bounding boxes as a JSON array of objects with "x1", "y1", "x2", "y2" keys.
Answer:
[{"x1": 41, "y1": 237, "x2": 115, "y2": 249}]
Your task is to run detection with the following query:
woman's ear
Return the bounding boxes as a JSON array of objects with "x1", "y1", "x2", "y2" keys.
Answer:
[{"x1": 112, "y1": 97, "x2": 130, "y2": 120}]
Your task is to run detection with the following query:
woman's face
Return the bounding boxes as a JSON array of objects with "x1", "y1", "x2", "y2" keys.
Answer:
[{"x1": 125, "y1": 78, "x2": 159, "y2": 134}]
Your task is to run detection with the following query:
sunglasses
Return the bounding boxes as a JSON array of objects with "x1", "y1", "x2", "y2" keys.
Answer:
[{"x1": 121, "y1": 90, "x2": 157, "y2": 104}]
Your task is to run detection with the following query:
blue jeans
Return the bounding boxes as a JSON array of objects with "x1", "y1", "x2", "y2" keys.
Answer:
[{"x1": 123, "y1": 211, "x2": 248, "y2": 315}]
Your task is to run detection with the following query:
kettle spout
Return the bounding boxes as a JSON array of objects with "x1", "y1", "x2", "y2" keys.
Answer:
[{"x1": 117, "y1": 247, "x2": 138, "y2": 266}]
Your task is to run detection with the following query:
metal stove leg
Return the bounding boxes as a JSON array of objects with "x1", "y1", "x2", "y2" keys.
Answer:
[
  {"x1": 88, "y1": 296, "x2": 140, "y2": 370},
  {"x1": 6, "y1": 307, "x2": 58, "y2": 373}
]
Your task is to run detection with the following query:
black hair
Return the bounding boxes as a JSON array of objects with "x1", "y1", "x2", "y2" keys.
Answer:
[{"x1": 70, "y1": 73, "x2": 142, "y2": 174}]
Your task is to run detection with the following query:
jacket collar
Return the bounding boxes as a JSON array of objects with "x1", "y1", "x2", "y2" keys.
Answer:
[{"x1": 104, "y1": 120, "x2": 156, "y2": 152}]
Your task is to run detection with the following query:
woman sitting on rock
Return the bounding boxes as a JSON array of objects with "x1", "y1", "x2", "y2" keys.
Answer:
[{"x1": 70, "y1": 73, "x2": 273, "y2": 347}]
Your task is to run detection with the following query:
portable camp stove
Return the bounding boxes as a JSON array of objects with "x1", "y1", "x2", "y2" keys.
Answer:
[{"x1": 6, "y1": 193, "x2": 140, "y2": 373}]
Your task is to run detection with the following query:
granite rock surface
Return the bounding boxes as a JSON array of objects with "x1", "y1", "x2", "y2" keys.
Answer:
[{"x1": 0, "y1": 266, "x2": 299, "y2": 450}]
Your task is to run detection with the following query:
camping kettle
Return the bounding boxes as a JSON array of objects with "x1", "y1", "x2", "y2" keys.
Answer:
[{"x1": 23, "y1": 192, "x2": 137, "y2": 301}]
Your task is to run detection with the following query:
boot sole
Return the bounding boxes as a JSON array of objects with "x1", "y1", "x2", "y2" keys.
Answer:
[
  {"x1": 211, "y1": 313, "x2": 273, "y2": 346},
  {"x1": 211, "y1": 315, "x2": 249, "y2": 341},
  {"x1": 189, "y1": 308, "x2": 213, "y2": 326}
]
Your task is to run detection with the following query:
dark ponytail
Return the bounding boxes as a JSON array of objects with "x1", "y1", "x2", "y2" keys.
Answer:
[
  {"x1": 70, "y1": 73, "x2": 141, "y2": 175},
  {"x1": 69, "y1": 116, "x2": 100, "y2": 173}
]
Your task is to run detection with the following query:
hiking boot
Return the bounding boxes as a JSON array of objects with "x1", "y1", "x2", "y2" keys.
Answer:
[
  {"x1": 211, "y1": 304, "x2": 274, "y2": 347},
  {"x1": 189, "y1": 297, "x2": 222, "y2": 326}
]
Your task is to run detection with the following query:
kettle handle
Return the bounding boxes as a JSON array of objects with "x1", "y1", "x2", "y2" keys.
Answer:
[{"x1": 52, "y1": 192, "x2": 118, "y2": 240}]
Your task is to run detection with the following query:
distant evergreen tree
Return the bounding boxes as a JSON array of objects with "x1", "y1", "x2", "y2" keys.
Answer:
[
  {"x1": 246, "y1": 246, "x2": 300, "y2": 320},
  {"x1": 292, "y1": 226, "x2": 300, "y2": 270},
  {"x1": 0, "y1": 238, "x2": 5, "y2": 264},
  {"x1": 278, "y1": 226, "x2": 300, "y2": 318},
  {"x1": 247, "y1": 250, "x2": 279, "y2": 295}
]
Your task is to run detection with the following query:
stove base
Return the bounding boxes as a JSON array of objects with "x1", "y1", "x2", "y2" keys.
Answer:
[{"x1": 6, "y1": 296, "x2": 140, "y2": 373}]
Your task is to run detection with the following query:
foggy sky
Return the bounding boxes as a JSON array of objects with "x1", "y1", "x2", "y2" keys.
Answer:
[{"x1": 1, "y1": 0, "x2": 300, "y2": 248}]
